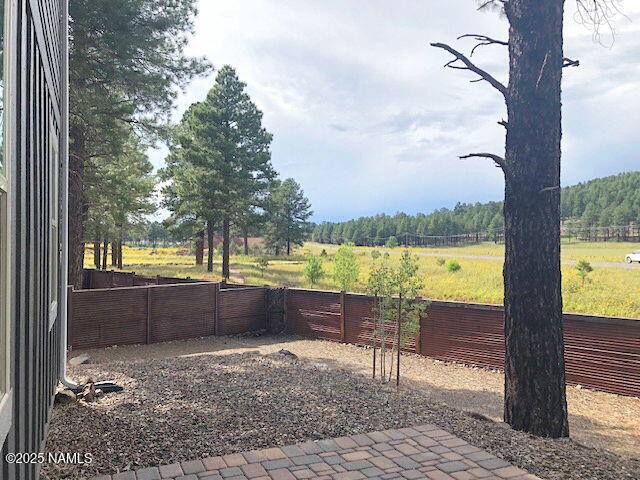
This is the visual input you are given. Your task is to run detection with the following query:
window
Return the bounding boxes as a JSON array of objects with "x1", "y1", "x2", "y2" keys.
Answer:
[
  {"x1": 0, "y1": 0, "x2": 12, "y2": 445},
  {"x1": 48, "y1": 125, "x2": 59, "y2": 329}
]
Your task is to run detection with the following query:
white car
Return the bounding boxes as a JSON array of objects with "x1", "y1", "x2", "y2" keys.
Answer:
[{"x1": 625, "y1": 251, "x2": 640, "y2": 263}]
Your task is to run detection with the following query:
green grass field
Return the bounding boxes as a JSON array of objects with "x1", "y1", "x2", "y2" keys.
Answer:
[{"x1": 86, "y1": 241, "x2": 640, "y2": 319}]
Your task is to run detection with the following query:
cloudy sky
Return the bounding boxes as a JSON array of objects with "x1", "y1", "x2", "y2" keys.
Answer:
[{"x1": 149, "y1": 0, "x2": 640, "y2": 222}]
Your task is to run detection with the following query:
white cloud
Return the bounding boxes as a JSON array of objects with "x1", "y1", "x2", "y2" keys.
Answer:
[{"x1": 151, "y1": 0, "x2": 640, "y2": 221}]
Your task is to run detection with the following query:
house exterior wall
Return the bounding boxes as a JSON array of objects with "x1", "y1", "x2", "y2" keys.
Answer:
[{"x1": 1, "y1": 1, "x2": 67, "y2": 479}]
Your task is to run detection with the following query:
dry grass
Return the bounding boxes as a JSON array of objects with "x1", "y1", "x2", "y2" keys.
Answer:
[{"x1": 91, "y1": 243, "x2": 640, "y2": 319}]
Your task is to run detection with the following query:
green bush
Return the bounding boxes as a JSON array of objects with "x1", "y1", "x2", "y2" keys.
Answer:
[
  {"x1": 445, "y1": 259, "x2": 461, "y2": 272},
  {"x1": 304, "y1": 254, "x2": 324, "y2": 286},
  {"x1": 385, "y1": 236, "x2": 398, "y2": 248},
  {"x1": 371, "y1": 250, "x2": 381, "y2": 260}
]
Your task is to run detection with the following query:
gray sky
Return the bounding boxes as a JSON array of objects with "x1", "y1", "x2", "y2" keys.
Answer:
[{"x1": 149, "y1": 0, "x2": 640, "y2": 222}]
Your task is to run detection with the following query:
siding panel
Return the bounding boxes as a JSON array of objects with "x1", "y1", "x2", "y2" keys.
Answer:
[{"x1": 1, "y1": 1, "x2": 65, "y2": 479}]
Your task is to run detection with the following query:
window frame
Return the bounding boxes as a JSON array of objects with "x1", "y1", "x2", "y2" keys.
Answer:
[{"x1": 0, "y1": 0, "x2": 14, "y2": 446}]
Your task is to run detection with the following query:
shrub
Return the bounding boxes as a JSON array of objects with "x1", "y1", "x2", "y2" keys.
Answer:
[
  {"x1": 446, "y1": 259, "x2": 461, "y2": 272},
  {"x1": 304, "y1": 254, "x2": 324, "y2": 286},
  {"x1": 371, "y1": 250, "x2": 381, "y2": 260},
  {"x1": 436, "y1": 257, "x2": 446, "y2": 266},
  {"x1": 320, "y1": 249, "x2": 328, "y2": 257},
  {"x1": 333, "y1": 243, "x2": 360, "y2": 292}
]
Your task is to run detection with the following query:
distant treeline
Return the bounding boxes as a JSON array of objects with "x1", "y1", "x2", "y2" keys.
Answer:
[{"x1": 312, "y1": 171, "x2": 640, "y2": 245}]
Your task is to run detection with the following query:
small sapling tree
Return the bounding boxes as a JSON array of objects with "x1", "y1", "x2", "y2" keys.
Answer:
[
  {"x1": 256, "y1": 256, "x2": 270, "y2": 278},
  {"x1": 436, "y1": 257, "x2": 446, "y2": 267},
  {"x1": 304, "y1": 254, "x2": 324, "y2": 286},
  {"x1": 333, "y1": 243, "x2": 360, "y2": 292},
  {"x1": 385, "y1": 236, "x2": 398, "y2": 249},
  {"x1": 367, "y1": 253, "x2": 395, "y2": 380},
  {"x1": 367, "y1": 251, "x2": 426, "y2": 385},
  {"x1": 575, "y1": 260, "x2": 593, "y2": 285},
  {"x1": 371, "y1": 250, "x2": 381, "y2": 260}
]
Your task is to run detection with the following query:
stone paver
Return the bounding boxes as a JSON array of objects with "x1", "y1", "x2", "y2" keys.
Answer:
[{"x1": 87, "y1": 425, "x2": 542, "y2": 480}]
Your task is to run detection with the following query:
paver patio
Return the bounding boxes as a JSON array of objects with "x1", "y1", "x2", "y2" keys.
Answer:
[{"x1": 88, "y1": 424, "x2": 541, "y2": 480}]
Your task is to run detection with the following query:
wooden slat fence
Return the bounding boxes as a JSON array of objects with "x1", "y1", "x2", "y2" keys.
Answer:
[
  {"x1": 286, "y1": 289, "x2": 640, "y2": 397},
  {"x1": 68, "y1": 283, "x2": 267, "y2": 349},
  {"x1": 84, "y1": 268, "x2": 202, "y2": 289}
]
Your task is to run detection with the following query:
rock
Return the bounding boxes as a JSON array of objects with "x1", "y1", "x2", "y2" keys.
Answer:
[
  {"x1": 277, "y1": 349, "x2": 298, "y2": 360},
  {"x1": 54, "y1": 390, "x2": 76, "y2": 405},
  {"x1": 69, "y1": 354, "x2": 91, "y2": 366}
]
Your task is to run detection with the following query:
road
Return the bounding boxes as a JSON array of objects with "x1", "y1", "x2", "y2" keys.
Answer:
[{"x1": 308, "y1": 243, "x2": 640, "y2": 270}]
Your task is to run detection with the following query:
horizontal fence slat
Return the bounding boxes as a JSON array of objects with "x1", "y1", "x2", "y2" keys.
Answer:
[{"x1": 286, "y1": 288, "x2": 640, "y2": 397}]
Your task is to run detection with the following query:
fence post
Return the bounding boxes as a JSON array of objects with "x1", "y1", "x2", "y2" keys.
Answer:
[
  {"x1": 213, "y1": 282, "x2": 220, "y2": 335},
  {"x1": 146, "y1": 286, "x2": 152, "y2": 344},
  {"x1": 263, "y1": 286, "x2": 269, "y2": 331},
  {"x1": 340, "y1": 291, "x2": 346, "y2": 342},
  {"x1": 283, "y1": 287, "x2": 288, "y2": 332}
]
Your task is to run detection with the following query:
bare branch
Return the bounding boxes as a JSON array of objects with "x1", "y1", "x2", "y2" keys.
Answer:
[
  {"x1": 430, "y1": 42, "x2": 507, "y2": 98},
  {"x1": 460, "y1": 153, "x2": 506, "y2": 170},
  {"x1": 457, "y1": 34, "x2": 508, "y2": 56},
  {"x1": 563, "y1": 57, "x2": 580, "y2": 68},
  {"x1": 498, "y1": 119, "x2": 508, "y2": 129},
  {"x1": 574, "y1": 0, "x2": 627, "y2": 47},
  {"x1": 539, "y1": 186, "x2": 560, "y2": 193}
]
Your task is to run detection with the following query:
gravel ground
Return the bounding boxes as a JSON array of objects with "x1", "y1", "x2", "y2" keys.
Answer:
[
  {"x1": 44, "y1": 342, "x2": 639, "y2": 480},
  {"x1": 77, "y1": 334, "x2": 640, "y2": 459}
]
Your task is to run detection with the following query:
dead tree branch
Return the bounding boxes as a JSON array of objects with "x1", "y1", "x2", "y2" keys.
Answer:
[
  {"x1": 563, "y1": 57, "x2": 580, "y2": 67},
  {"x1": 431, "y1": 42, "x2": 507, "y2": 99},
  {"x1": 460, "y1": 153, "x2": 506, "y2": 170},
  {"x1": 457, "y1": 34, "x2": 508, "y2": 56}
]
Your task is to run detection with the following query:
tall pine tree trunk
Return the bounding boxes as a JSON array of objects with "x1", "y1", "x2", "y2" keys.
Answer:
[
  {"x1": 286, "y1": 238, "x2": 291, "y2": 256},
  {"x1": 111, "y1": 242, "x2": 118, "y2": 267},
  {"x1": 101, "y1": 240, "x2": 108, "y2": 270},
  {"x1": 195, "y1": 229, "x2": 204, "y2": 266},
  {"x1": 93, "y1": 240, "x2": 101, "y2": 269},
  {"x1": 503, "y1": 0, "x2": 568, "y2": 438},
  {"x1": 207, "y1": 220, "x2": 215, "y2": 272},
  {"x1": 68, "y1": 125, "x2": 89, "y2": 288},
  {"x1": 243, "y1": 227, "x2": 249, "y2": 256},
  {"x1": 222, "y1": 215, "x2": 230, "y2": 280},
  {"x1": 117, "y1": 238, "x2": 123, "y2": 269}
]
